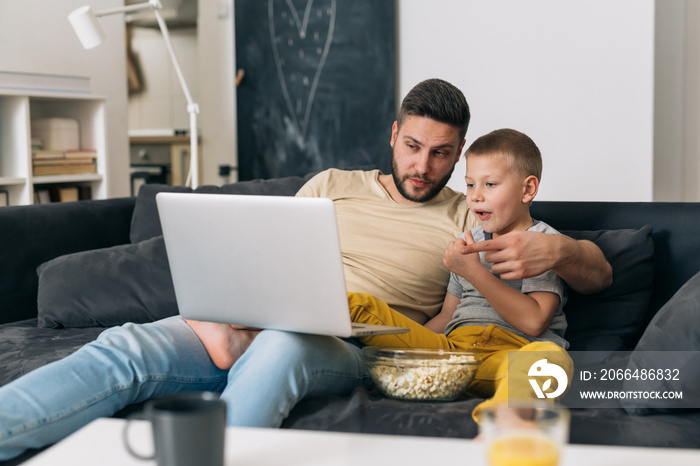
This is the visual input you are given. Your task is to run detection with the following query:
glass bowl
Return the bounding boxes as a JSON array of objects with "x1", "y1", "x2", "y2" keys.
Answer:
[{"x1": 362, "y1": 346, "x2": 482, "y2": 401}]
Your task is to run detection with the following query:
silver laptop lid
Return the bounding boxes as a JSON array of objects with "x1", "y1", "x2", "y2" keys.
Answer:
[{"x1": 156, "y1": 192, "x2": 354, "y2": 336}]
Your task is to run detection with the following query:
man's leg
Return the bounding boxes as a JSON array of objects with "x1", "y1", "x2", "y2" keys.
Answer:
[
  {"x1": 0, "y1": 316, "x2": 228, "y2": 461},
  {"x1": 221, "y1": 329, "x2": 372, "y2": 427},
  {"x1": 184, "y1": 319, "x2": 261, "y2": 370},
  {"x1": 188, "y1": 292, "x2": 449, "y2": 371}
]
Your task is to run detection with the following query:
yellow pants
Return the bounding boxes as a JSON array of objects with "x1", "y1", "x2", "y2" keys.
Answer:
[{"x1": 348, "y1": 292, "x2": 572, "y2": 421}]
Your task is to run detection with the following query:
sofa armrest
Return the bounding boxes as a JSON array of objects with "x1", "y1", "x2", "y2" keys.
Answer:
[{"x1": 0, "y1": 198, "x2": 135, "y2": 324}]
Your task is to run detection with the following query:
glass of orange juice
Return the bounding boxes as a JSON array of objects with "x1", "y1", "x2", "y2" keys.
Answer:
[{"x1": 479, "y1": 402, "x2": 570, "y2": 466}]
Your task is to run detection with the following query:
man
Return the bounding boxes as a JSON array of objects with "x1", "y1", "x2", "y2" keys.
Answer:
[{"x1": 0, "y1": 79, "x2": 611, "y2": 460}]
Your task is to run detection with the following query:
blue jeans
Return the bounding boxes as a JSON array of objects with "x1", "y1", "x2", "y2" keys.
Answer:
[{"x1": 0, "y1": 316, "x2": 370, "y2": 461}]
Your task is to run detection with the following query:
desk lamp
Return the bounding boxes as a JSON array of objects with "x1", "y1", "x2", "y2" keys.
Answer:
[{"x1": 69, "y1": 0, "x2": 200, "y2": 188}]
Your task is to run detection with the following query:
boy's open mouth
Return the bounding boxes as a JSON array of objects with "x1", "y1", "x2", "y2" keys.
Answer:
[{"x1": 475, "y1": 210, "x2": 491, "y2": 220}]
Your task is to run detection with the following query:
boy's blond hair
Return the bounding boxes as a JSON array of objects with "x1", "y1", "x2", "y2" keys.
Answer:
[{"x1": 465, "y1": 128, "x2": 542, "y2": 181}]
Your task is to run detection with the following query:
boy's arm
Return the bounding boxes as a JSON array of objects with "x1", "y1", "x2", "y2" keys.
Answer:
[
  {"x1": 464, "y1": 230, "x2": 612, "y2": 294},
  {"x1": 444, "y1": 232, "x2": 561, "y2": 338},
  {"x1": 424, "y1": 292, "x2": 460, "y2": 333}
]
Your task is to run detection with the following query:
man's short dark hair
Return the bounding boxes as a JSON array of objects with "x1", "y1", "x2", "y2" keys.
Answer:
[{"x1": 397, "y1": 78, "x2": 471, "y2": 141}]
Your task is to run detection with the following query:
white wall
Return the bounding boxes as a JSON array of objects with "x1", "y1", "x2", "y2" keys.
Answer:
[
  {"x1": 653, "y1": 1, "x2": 685, "y2": 202},
  {"x1": 400, "y1": 0, "x2": 700, "y2": 202},
  {"x1": 197, "y1": 0, "x2": 236, "y2": 186},
  {"x1": 399, "y1": 0, "x2": 656, "y2": 201},
  {"x1": 0, "y1": 0, "x2": 131, "y2": 198},
  {"x1": 683, "y1": 1, "x2": 700, "y2": 201}
]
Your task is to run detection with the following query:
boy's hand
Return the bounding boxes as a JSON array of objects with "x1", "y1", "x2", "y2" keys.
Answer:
[{"x1": 443, "y1": 231, "x2": 482, "y2": 279}]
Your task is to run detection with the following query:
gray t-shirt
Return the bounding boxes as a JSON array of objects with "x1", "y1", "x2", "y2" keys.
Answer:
[{"x1": 444, "y1": 221, "x2": 569, "y2": 349}]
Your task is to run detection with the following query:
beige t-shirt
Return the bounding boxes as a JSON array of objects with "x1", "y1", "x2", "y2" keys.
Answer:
[{"x1": 296, "y1": 169, "x2": 477, "y2": 324}]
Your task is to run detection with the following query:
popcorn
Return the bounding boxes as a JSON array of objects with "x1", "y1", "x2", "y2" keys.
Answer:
[{"x1": 368, "y1": 354, "x2": 478, "y2": 401}]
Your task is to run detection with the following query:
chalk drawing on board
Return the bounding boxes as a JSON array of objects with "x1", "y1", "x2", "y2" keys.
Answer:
[
  {"x1": 236, "y1": 0, "x2": 395, "y2": 180},
  {"x1": 269, "y1": 0, "x2": 336, "y2": 140}
]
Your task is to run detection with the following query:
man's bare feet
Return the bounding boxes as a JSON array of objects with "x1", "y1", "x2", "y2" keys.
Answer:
[{"x1": 185, "y1": 320, "x2": 261, "y2": 370}]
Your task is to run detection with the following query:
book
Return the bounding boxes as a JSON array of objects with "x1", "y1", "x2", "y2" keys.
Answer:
[
  {"x1": 33, "y1": 158, "x2": 95, "y2": 166},
  {"x1": 33, "y1": 163, "x2": 97, "y2": 176},
  {"x1": 78, "y1": 185, "x2": 92, "y2": 201},
  {"x1": 34, "y1": 185, "x2": 91, "y2": 203},
  {"x1": 32, "y1": 149, "x2": 97, "y2": 176},
  {"x1": 32, "y1": 150, "x2": 66, "y2": 161},
  {"x1": 33, "y1": 149, "x2": 97, "y2": 164},
  {"x1": 34, "y1": 188, "x2": 51, "y2": 204},
  {"x1": 59, "y1": 187, "x2": 79, "y2": 202},
  {"x1": 65, "y1": 149, "x2": 98, "y2": 159},
  {"x1": 47, "y1": 186, "x2": 61, "y2": 202}
]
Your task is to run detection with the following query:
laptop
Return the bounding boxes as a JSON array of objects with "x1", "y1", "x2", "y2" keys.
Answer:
[{"x1": 156, "y1": 192, "x2": 409, "y2": 338}]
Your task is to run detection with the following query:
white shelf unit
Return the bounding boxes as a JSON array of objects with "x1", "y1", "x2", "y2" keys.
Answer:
[{"x1": 0, "y1": 89, "x2": 107, "y2": 205}]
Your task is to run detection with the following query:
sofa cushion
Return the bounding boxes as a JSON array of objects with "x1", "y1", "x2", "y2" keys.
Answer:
[
  {"x1": 36, "y1": 236, "x2": 178, "y2": 329},
  {"x1": 130, "y1": 184, "x2": 192, "y2": 244},
  {"x1": 130, "y1": 177, "x2": 311, "y2": 243},
  {"x1": 561, "y1": 226, "x2": 654, "y2": 351},
  {"x1": 622, "y1": 269, "x2": 700, "y2": 414}
]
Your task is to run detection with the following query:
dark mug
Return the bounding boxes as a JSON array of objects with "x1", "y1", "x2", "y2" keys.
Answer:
[{"x1": 123, "y1": 392, "x2": 227, "y2": 466}]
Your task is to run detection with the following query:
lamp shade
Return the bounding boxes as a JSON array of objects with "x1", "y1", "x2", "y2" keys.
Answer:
[{"x1": 68, "y1": 6, "x2": 105, "y2": 49}]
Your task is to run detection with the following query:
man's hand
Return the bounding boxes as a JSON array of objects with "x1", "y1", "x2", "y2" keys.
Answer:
[
  {"x1": 462, "y1": 230, "x2": 612, "y2": 293},
  {"x1": 443, "y1": 231, "x2": 482, "y2": 279},
  {"x1": 462, "y1": 230, "x2": 556, "y2": 281}
]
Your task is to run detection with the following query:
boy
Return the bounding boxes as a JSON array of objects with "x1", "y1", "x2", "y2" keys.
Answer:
[{"x1": 348, "y1": 128, "x2": 572, "y2": 416}]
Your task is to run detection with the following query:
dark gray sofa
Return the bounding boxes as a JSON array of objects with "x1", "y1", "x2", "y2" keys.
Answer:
[{"x1": 2, "y1": 171, "x2": 700, "y2": 463}]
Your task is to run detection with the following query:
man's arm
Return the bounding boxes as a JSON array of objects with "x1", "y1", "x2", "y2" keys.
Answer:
[{"x1": 464, "y1": 230, "x2": 612, "y2": 294}]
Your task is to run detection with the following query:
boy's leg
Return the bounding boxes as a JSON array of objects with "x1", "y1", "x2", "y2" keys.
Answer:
[
  {"x1": 347, "y1": 292, "x2": 452, "y2": 349},
  {"x1": 447, "y1": 324, "x2": 530, "y2": 403},
  {"x1": 465, "y1": 328, "x2": 572, "y2": 421},
  {"x1": 0, "y1": 316, "x2": 228, "y2": 461}
]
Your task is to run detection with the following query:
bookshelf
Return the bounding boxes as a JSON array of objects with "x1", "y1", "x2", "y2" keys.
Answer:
[{"x1": 0, "y1": 89, "x2": 107, "y2": 205}]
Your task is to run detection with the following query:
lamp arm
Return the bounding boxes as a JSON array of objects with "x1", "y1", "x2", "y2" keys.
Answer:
[
  {"x1": 152, "y1": 8, "x2": 200, "y2": 188},
  {"x1": 185, "y1": 108, "x2": 199, "y2": 188},
  {"x1": 152, "y1": 8, "x2": 197, "y2": 109}
]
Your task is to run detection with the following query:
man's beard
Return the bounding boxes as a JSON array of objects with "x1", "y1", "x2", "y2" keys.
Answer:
[{"x1": 390, "y1": 148, "x2": 456, "y2": 203}]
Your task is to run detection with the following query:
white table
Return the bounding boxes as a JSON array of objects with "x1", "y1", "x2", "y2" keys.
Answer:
[{"x1": 23, "y1": 417, "x2": 700, "y2": 466}]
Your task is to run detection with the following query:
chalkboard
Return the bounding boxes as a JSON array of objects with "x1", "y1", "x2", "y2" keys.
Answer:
[{"x1": 235, "y1": 0, "x2": 395, "y2": 180}]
